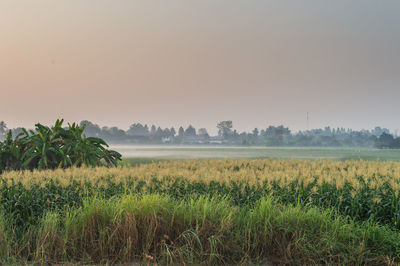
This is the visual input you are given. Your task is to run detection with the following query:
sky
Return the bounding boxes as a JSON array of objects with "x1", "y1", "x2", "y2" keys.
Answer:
[{"x1": 1, "y1": 1, "x2": 399, "y2": 135}]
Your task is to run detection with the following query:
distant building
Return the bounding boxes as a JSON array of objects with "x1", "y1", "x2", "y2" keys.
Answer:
[
  {"x1": 162, "y1": 136, "x2": 173, "y2": 143},
  {"x1": 182, "y1": 135, "x2": 207, "y2": 144},
  {"x1": 209, "y1": 136, "x2": 224, "y2": 144}
]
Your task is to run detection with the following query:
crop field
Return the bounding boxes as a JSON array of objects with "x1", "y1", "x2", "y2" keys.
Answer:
[
  {"x1": 1, "y1": 159, "x2": 400, "y2": 264},
  {"x1": 113, "y1": 145, "x2": 400, "y2": 162}
]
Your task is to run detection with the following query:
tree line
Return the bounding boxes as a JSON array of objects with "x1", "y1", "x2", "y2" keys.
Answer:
[{"x1": 0, "y1": 120, "x2": 398, "y2": 148}]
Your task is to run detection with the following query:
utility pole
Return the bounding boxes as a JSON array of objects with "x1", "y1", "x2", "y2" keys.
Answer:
[{"x1": 307, "y1": 112, "x2": 309, "y2": 131}]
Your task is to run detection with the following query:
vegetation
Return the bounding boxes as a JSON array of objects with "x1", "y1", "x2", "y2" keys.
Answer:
[
  {"x1": 0, "y1": 194, "x2": 399, "y2": 265},
  {"x1": 0, "y1": 119, "x2": 121, "y2": 173},
  {"x1": 1, "y1": 119, "x2": 397, "y2": 147},
  {"x1": 376, "y1": 132, "x2": 400, "y2": 149},
  {"x1": 1, "y1": 159, "x2": 400, "y2": 264},
  {"x1": 3, "y1": 159, "x2": 400, "y2": 228}
]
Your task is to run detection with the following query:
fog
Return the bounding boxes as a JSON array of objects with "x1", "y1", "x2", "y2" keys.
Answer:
[{"x1": 1, "y1": 1, "x2": 399, "y2": 134}]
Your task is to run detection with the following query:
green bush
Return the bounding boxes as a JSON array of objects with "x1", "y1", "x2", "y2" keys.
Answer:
[{"x1": 0, "y1": 119, "x2": 121, "y2": 172}]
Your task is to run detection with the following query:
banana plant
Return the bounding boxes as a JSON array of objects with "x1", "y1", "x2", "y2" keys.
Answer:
[
  {"x1": 0, "y1": 119, "x2": 122, "y2": 172},
  {"x1": 0, "y1": 130, "x2": 24, "y2": 171}
]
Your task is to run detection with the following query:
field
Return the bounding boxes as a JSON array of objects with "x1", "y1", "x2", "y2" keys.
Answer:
[
  {"x1": 1, "y1": 159, "x2": 400, "y2": 264},
  {"x1": 113, "y1": 145, "x2": 400, "y2": 162}
]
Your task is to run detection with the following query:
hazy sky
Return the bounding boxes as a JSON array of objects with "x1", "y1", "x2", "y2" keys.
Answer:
[{"x1": 1, "y1": 1, "x2": 399, "y2": 134}]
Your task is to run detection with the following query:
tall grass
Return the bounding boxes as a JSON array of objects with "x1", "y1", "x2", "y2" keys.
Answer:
[
  {"x1": 0, "y1": 194, "x2": 398, "y2": 265},
  {"x1": 0, "y1": 212, "x2": 11, "y2": 260},
  {"x1": 35, "y1": 212, "x2": 64, "y2": 263}
]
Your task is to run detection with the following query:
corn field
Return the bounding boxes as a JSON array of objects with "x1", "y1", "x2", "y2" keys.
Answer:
[
  {"x1": 2, "y1": 159, "x2": 400, "y2": 230},
  {"x1": 1, "y1": 159, "x2": 400, "y2": 264}
]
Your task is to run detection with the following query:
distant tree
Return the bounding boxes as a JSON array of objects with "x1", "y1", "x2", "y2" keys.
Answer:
[
  {"x1": 264, "y1": 125, "x2": 290, "y2": 137},
  {"x1": 372, "y1": 127, "x2": 390, "y2": 137},
  {"x1": 127, "y1": 123, "x2": 149, "y2": 136},
  {"x1": 80, "y1": 120, "x2": 101, "y2": 137},
  {"x1": 230, "y1": 130, "x2": 240, "y2": 142},
  {"x1": 2, "y1": 120, "x2": 392, "y2": 148},
  {"x1": 263, "y1": 125, "x2": 291, "y2": 146},
  {"x1": 170, "y1": 127, "x2": 176, "y2": 137},
  {"x1": 0, "y1": 121, "x2": 7, "y2": 135},
  {"x1": 156, "y1": 127, "x2": 164, "y2": 138},
  {"x1": 185, "y1": 125, "x2": 196, "y2": 136},
  {"x1": 323, "y1": 126, "x2": 332, "y2": 136},
  {"x1": 217, "y1": 121, "x2": 233, "y2": 138},
  {"x1": 109, "y1": 127, "x2": 126, "y2": 139},
  {"x1": 390, "y1": 138, "x2": 400, "y2": 149},
  {"x1": 178, "y1": 126, "x2": 185, "y2": 137},
  {"x1": 150, "y1": 125, "x2": 157, "y2": 135},
  {"x1": 376, "y1": 132, "x2": 394, "y2": 148},
  {"x1": 163, "y1": 128, "x2": 171, "y2": 137},
  {"x1": 198, "y1": 128, "x2": 209, "y2": 137},
  {"x1": 252, "y1": 128, "x2": 259, "y2": 137},
  {"x1": 11, "y1": 127, "x2": 24, "y2": 137}
]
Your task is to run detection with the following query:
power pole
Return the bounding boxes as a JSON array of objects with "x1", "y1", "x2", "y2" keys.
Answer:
[{"x1": 307, "y1": 112, "x2": 309, "y2": 131}]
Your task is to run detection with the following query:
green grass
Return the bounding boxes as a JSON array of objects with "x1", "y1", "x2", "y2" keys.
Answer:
[
  {"x1": 114, "y1": 146, "x2": 400, "y2": 163},
  {"x1": 1, "y1": 194, "x2": 399, "y2": 265}
]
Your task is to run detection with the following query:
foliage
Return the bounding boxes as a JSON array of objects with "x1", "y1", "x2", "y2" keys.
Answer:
[
  {"x1": 217, "y1": 120, "x2": 233, "y2": 138},
  {"x1": 0, "y1": 119, "x2": 121, "y2": 172},
  {"x1": 3, "y1": 119, "x2": 397, "y2": 147},
  {"x1": 1, "y1": 159, "x2": 400, "y2": 264},
  {"x1": 0, "y1": 194, "x2": 399, "y2": 265},
  {"x1": 0, "y1": 121, "x2": 6, "y2": 136},
  {"x1": 2, "y1": 159, "x2": 400, "y2": 230},
  {"x1": 376, "y1": 132, "x2": 400, "y2": 149}
]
